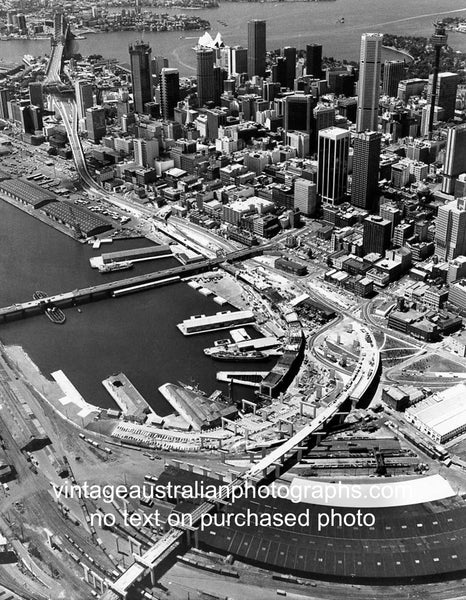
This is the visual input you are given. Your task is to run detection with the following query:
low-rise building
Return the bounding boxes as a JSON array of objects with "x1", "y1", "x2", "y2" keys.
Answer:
[{"x1": 405, "y1": 384, "x2": 466, "y2": 443}]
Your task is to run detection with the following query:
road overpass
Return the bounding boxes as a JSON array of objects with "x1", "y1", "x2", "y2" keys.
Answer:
[{"x1": 100, "y1": 325, "x2": 380, "y2": 599}]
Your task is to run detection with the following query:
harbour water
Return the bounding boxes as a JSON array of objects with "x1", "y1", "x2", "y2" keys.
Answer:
[
  {"x1": 0, "y1": 201, "x2": 274, "y2": 412},
  {"x1": 0, "y1": 0, "x2": 465, "y2": 70}
]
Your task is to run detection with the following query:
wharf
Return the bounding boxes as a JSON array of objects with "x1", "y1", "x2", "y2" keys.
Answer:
[
  {"x1": 89, "y1": 244, "x2": 172, "y2": 269},
  {"x1": 0, "y1": 192, "x2": 85, "y2": 242},
  {"x1": 230, "y1": 327, "x2": 250, "y2": 342},
  {"x1": 204, "y1": 335, "x2": 280, "y2": 354},
  {"x1": 216, "y1": 371, "x2": 268, "y2": 388},
  {"x1": 158, "y1": 382, "x2": 237, "y2": 430},
  {"x1": 177, "y1": 310, "x2": 255, "y2": 336},
  {"x1": 51, "y1": 370, "x2": 99, "y2": 426},
  {"x1": 102, "y1": 373, "x2": 161, "y2": 422}
]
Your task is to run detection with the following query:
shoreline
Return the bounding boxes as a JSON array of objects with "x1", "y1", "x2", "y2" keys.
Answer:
[{"x1": 382, "y1": 44, "x2": 415, "y2": 62}]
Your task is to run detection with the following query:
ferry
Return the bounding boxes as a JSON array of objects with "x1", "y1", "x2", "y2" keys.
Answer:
[
  {"x1": 98, "y1": 261, "x2": 134, "y2": 273},
  {"x1": 45, "y1": 306, "x2": 66, "y2": 324}
]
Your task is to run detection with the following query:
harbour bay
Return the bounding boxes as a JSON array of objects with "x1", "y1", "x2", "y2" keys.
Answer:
[
  {"x1": 1, "y1": 0, "x2": 465, "y2": 70},
  {"x1": 0, "y1": 200, "x2": 273, "y2": 411}
]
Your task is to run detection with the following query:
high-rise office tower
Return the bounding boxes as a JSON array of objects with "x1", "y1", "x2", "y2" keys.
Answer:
[
  {"x1": 313, "y1": 105, "x2": 335, "y2": 131},
  {"x1": 16, "y1": 13, "x2": 27, "y2": 34},
  {"x1": 363, "y1": 215, "x2": 392, "y2": 255},
  {"x1": 272, "y1": 57, "x2": 287, "y2": 87},
  {"x1": 229, "y1": 46, "x2": 248, "y2": 77},
  {"x1": 75, "y1": 80, "x2": 93, "y2": 121},
  {"x1": 306, "y1": 43, "x2": 322, "y2": 79},
  {"x1": 134, "y1": 138, "x2": 159, "y2": 167},
  {"x1": 294, "y1": 179, "x2": 317, "y2": 216},
  {"x1": 247, "y1": 20, "x2": 266, "y2": 78},
  {"x1": 435, "y1": 198, "x2": 466, "y2": 261},
  {"x1": 313, "y1": 104, "x2": 335, "y2": 153},
  {"x1": 151, "y1": 56, "x2": 168, "y2": 85},
  {"x1": 351, "y1": 130, "x2": 382, "y2": 211},
  {"x1": 160, "y1": 68, "x2": 180, "y2": 120},
  {"x1": 86, "y1": 106, "x2": 106, "y2": 143},
  {"x1": 263, "y1": 81, "x2": 280, "y2": 102},
  {"x1": 129, "y1": 41, "x2": 153, "y2": 114},
  {"x1": 283, "y1": 46, "x2": 296, "y2": 90},
  {"x1": 382, "y1": 60, "x2": 405, "y2": 98},
  {"x1": 284, "y1": 94, "x2": 314, "y2": 134},
  {"x1": 0, "y1": 88, "x2": 9, "y2": 120},
  {"x1": 356, "y1": 33, "x2": 382, "y2": 132},
  {"x1": 196, "y1": 48, "x2": 215, "y2": 107},
  {"x1": 317, "y1": 126, "x2": 350, "y2": 205},
  {"x1": 213, "y1": 66, "x2": 225, "y2": 105},
  {"x1": 427, "y1": 21, "x2": 448, "y2": 137},
  {"x1": 441, "y1": 124, "x2": 466, "y2": 195},
  {"x1": 29, "y1": 82, "x2": 43, "y2": 110},
  {"x1": 18, "y1": 105, "x2": 35, "y2": 134},
  {"x1": 427, "y1": 72, "x2": 459, "y2": 122}
]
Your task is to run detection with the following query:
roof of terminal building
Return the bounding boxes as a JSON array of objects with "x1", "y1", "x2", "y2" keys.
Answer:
[
  {"x1": 287, "y1": 475, "x2": 455, "y2": 508},
  {"x1": 158, "y1": 465, "x2": 466, "y2": 582}
]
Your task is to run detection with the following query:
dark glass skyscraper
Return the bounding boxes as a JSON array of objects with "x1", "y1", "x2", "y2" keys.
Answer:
[
  {"x1": 363, "y1": 215, "x2": 391, "y2": 255},
  {"x1": 196, "y1": 48, "x2": 215, "y2": 107},
  {"x1": 160, "y1": 68, "x2": 180, "y2": 120},
  {"x1": 247, "y1": 20, "x2": 266, "y2": 78},
  {"x1": 306, "y1": 43, "x2": 322, "y2": 79},
  {"x1": 283, "y1": 46, "x2": 296, "y2": 90},
  {"x1": 351, "y1": 130, "x2": 382, "y2": 211},
  {"x1": 129, "y1": 41, "x2": 153, "y2": 114},
  {"x1": 382, "y1": 60, "x2": 405, "y2": 98}
]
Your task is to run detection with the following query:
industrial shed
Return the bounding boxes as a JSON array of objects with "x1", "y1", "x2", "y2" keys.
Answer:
[{"x1": 41, "y1": 201, "x2": 113, "y2": 237}]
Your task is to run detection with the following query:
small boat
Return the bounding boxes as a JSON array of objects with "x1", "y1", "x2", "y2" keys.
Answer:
[
  {"x1": 45, "y1": 306, "x2": 66, "y2": 324},
  {"x1": 33, "y1": 290, "x2": 48, "y2": 301}
]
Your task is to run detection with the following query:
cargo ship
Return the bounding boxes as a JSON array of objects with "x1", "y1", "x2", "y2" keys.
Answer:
[
  {"x1": 45, "y1": 306, "x2": 66, "y2": 324},
  {"x1": 209, "y1": 349, "x2": 268, "y2": 362},
  {"x1": 98, "y1": 261, "x2": 134, "y2": 273}
]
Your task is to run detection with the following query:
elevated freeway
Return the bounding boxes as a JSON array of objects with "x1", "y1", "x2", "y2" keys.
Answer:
[{"x1": 101, "y1": 325, "x2": 380, "y2": 599}]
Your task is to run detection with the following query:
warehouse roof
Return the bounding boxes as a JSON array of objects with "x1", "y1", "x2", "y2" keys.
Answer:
[
  {"x1": 406, "y1": 384, "x2": 466, "y2": 438},
  {"x1": 0, "y1": 177, "x2": 57, "y2": 208},
  {"x1": 42, "y1": 201, "x2": 113, "y2": 236}
]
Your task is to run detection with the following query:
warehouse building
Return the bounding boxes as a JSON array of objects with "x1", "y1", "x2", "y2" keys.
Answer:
[
  {"x1": 405, "y1": 384, "x2": 466, "y2": 443},
  {"x1": 0, "y1": 177, "x2": 57, "y2": 209},
  {"x1": 40, "y1": 202, "x2": 113, "y2": 238}
]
